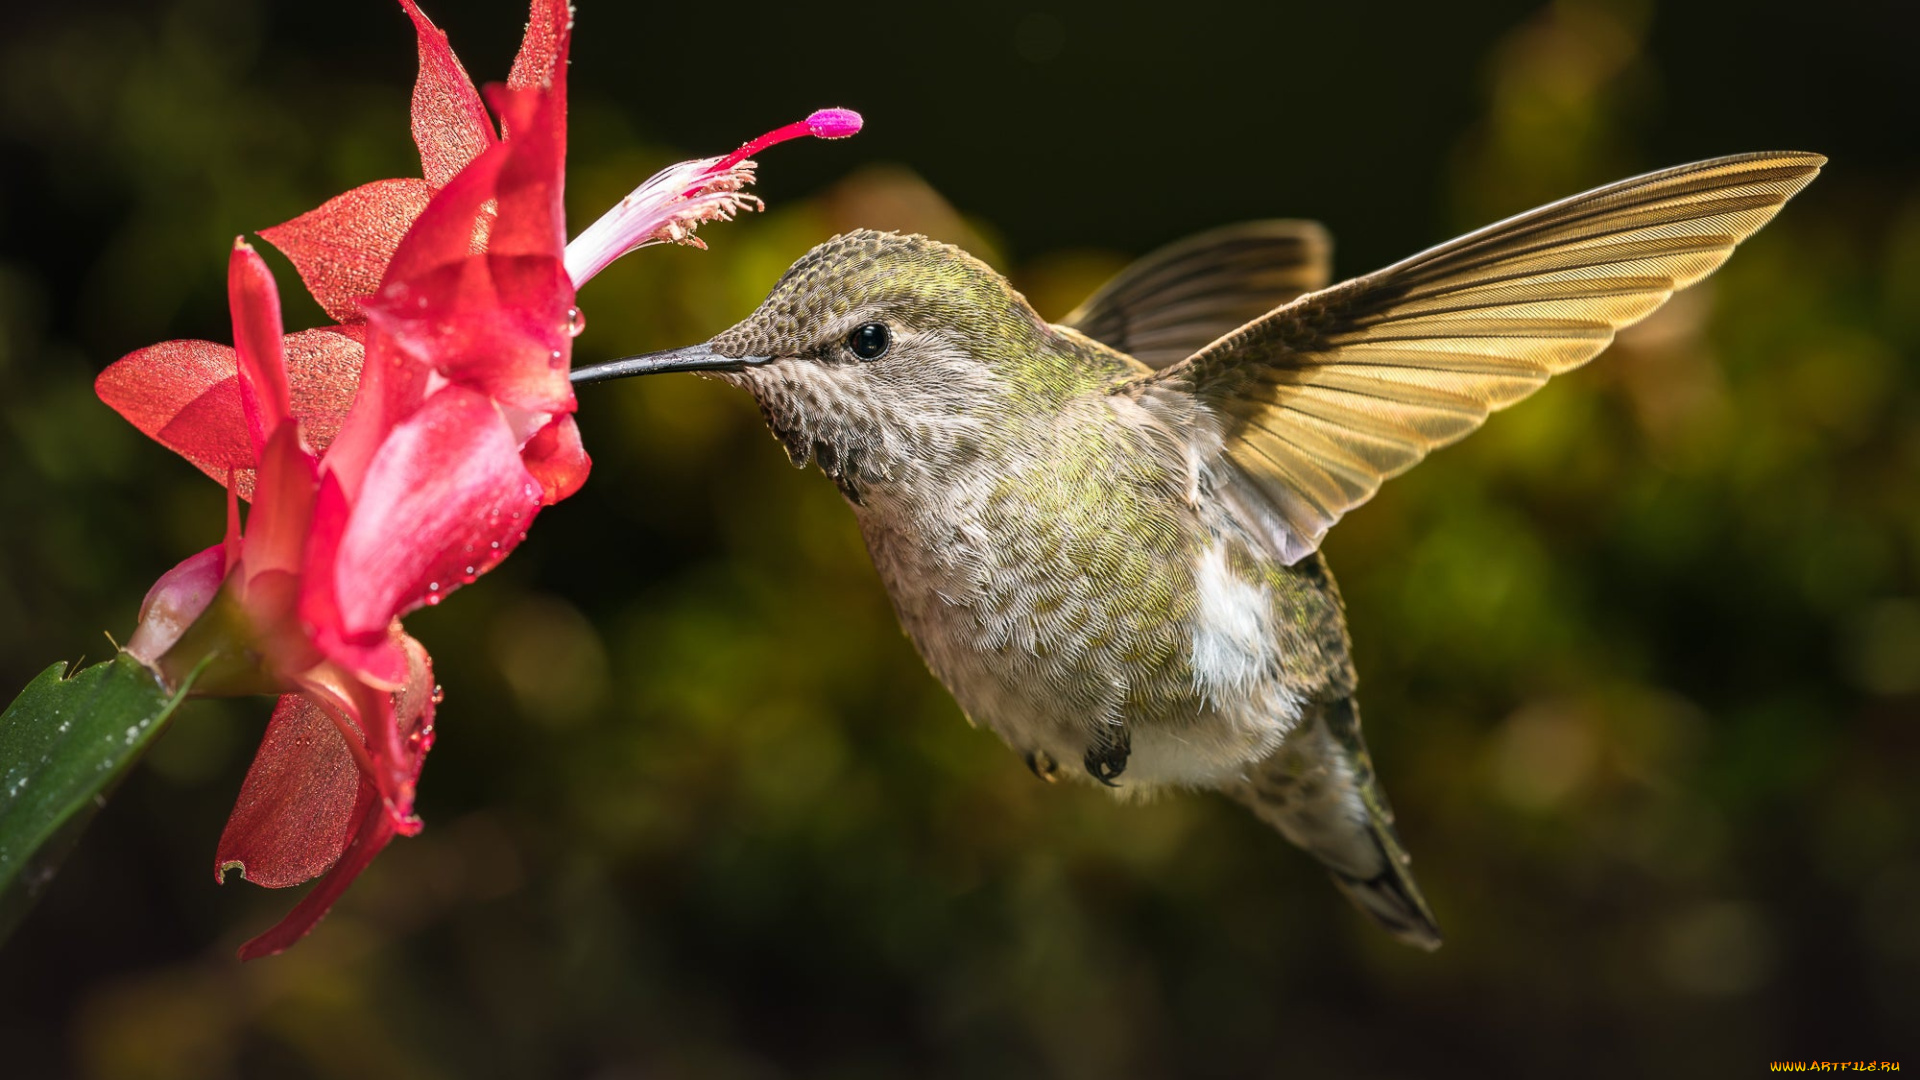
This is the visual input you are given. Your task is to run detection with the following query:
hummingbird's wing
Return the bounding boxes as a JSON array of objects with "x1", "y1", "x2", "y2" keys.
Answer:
[
  {"x1": 1136, "y1": 152, "x2": 1824, "y2": 563},
  {"x1": 1061, "y1": 221, "x2": 1331, "y2": 369}
]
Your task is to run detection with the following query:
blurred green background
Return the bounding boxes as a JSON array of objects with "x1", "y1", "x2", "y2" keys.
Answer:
[{"x1": 2, "y1": 0, "x2": 1917, "y2": 1076}]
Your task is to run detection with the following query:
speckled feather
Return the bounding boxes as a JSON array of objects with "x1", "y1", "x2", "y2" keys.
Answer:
[
  {"x1": 677, "y1": 153, "x2": 1821, "y2": 950},
  {"x1": 698, "y1": 227, "x2": 1429, "y2": 943}
]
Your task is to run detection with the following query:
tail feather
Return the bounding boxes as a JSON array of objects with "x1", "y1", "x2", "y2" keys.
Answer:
[
  {"x1": 1225, "y1": 696, "x2": 1442, "y2": 950},
  {"x1": 1326, "y1": 825, "x2": 1443, "y2": 952}
]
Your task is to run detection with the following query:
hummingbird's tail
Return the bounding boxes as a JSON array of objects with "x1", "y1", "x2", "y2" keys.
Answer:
[{"x1": 1223, "y1": 696, "x2": 1443, "y2": 951}]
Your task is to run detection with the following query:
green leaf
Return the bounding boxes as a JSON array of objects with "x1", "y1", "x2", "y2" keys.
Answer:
[{"x1": 0, "y1": 654, "x2": 194, "y2": 944}]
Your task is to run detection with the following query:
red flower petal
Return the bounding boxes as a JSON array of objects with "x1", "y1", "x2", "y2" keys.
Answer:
[
  {"x1": 153, "y1": 373, "x2": 258, "y2": 496},
  {"x1": 230, "y1": 242, "x2": 292, "y2": 454},
  {"x1": 96, "y1": 338, "x2": 232, "y2": 445},
  {"x1": 505, "y1": 0, "x2": 570, "y2": 94},
  {"x1": 380, "y1": 126, "x2": 509, "y2": 288},
  {"x1": 367, "y1": 77, "x2": 575, "y2": 414},
  {"x1": 382, "y1": 629, "x2": 438, "y2": 807},
  {"x1": 297, "y1": 474, "x2": 412, "y2": 689},
  {"x1": 370, "y1": 253, "x2": 576, "y2": 414},
  {"x1": 215, "y1": 693, "x2": 366, "y2": 889},
  {"x1": 232, "y1": 633, "x2": 437, "y2": 960},
  {"x1": 98, "y1": 340, "x2": 255, "y2": 492},
  {"x1": 98, "y1": 328, "x2": 366, "y2": 501},
  {"x1": 323, "y1": 385, "x2": 541, "y2": 638},
  {"x1": 309, "y1": 319, "x2": 435, "y2": 506},
  {"x1": 259, "y1": 179, "x2": 435, "y2": 324},
  {"x1": 378, "y1": 3, "x2": 570, "y2": 286},
  {"x1": 362, "y1": 101, "x2": 574, "y2": 417},
  {"x1": 484, "y1": 83, "x2": 566, "y2": 262},
  {"x1": 522, "y1": 413, "x2": 589, "y2": 504},
  {"x1": 224, "y1": 479, "x2": 244, "y2": 573},
  {"x1": 244, "y1": 425, "x2": 318, "y2": 586},
  {"x1": 236, "y1": 784, "x2": 396, "y2": 959},
  {"x1": 397, "y1": 0, "x2": 496, "y2": 189},
  {"x1": 285, "y1": 325, "x2": 367, "y2": 459}
]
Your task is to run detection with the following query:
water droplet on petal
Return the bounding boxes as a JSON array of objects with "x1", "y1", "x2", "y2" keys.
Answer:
[{"x1": 564, "y1": 306, "x2": 586, "y2": 337}]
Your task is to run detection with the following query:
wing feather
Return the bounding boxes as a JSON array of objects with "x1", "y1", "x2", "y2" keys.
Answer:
[
  {"x1": 1138, "y1": 151, "x2": 1824, "y2": 562},
  {"x1": 1062, "y1": 220, "x2": 1332, "y2": 368}
]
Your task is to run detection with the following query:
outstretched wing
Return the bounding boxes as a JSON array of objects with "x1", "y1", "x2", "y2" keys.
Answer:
[
  {"x1": 1062, "y1": 220, "x2": 1331, "y2": 369},
  {"x1": 1136, "y1": 151, "x2": 1824, "y2": 563}
]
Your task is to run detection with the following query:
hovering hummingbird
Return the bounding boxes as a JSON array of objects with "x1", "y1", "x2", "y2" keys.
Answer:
[{"x1": 573, "y1": 152, "x2": 1823, "y2": 949}]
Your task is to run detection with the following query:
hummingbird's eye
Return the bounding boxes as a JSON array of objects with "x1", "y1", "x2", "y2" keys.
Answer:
[{"x1": 847, "y1": 322, "x2": 890, "y2": 360}]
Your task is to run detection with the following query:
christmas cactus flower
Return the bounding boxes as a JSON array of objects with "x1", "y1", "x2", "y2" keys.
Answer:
[
  {"x1": 97, "y1": 0, "x2": 580, "y2": 508},
  {"x1": 61, "y1": 0, "x2": 860, "y2": 958}
]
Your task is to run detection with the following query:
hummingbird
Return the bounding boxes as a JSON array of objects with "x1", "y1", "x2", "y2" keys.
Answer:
[{"x1": 572, "y1": 151, "x2": 1822, "y2": 949}]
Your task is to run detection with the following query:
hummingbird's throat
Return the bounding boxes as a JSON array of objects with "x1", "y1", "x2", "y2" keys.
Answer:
[{"x1": 751, "y1": 392, "x2": 875, "y2": 504}]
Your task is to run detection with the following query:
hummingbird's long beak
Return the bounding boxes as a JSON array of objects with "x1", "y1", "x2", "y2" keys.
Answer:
[{"x1": 569, "y1": 343, "x2": 770, "y2": 385}]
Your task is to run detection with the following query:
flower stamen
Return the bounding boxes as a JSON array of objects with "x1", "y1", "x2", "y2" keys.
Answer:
[
  {"x1": 563, "y1": 108, "x2": 862, "y2": 288},
  {"x1": 709, "y1": 107, "x2": 864, "y2": 174}
]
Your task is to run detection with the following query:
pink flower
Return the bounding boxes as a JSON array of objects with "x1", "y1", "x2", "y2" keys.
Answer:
[
  {"x1": 99, "y1": 0, "x2": 583, "y2": 508},
  {"x1": 118, "y1": 237, "x2": 444, "y2": 960},
  {"x1": 94, "y1": 2, "x2": 857, "y2": 958},
  {"x1": 106, "y1": 0, "x2": 576, "y2": 957}
]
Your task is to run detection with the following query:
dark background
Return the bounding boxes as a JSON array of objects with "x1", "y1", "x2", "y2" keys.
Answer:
[{"x1": 2, "y1": 0, "x2": 1917, "y2": 1076}]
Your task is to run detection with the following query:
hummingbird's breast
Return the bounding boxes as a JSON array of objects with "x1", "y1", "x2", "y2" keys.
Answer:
[{"x1": 852, "y1": 393, "x2": 1329, "y2": 790}]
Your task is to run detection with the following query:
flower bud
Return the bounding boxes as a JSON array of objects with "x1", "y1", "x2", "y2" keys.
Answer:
[{"x1": 126, "y1": 545, "x2": 226, "y2": 669}]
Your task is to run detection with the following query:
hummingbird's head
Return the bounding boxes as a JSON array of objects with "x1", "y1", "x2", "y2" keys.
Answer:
[{"x1": 576, "y1": 230, "x2": 1106, "y2": 500}]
